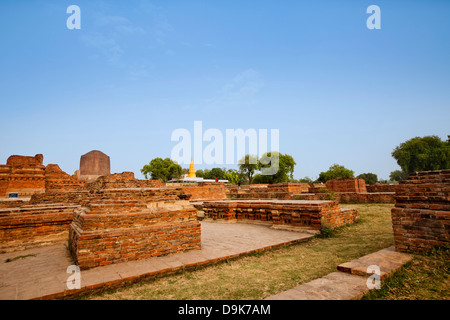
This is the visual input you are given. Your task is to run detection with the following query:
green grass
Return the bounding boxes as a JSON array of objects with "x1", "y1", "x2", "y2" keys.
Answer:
[
  {"x1": 363, "y1": 246, "x2": 450, "y2": 300},
  {"x1": 84, "y1": 204, "x2": 395, "y2": 300}
]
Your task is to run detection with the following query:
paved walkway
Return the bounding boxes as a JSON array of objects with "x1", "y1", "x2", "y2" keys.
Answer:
[
  {"x1": 265, "y1": 246, "x2": 413, "y2": 300},
  {"x1": 0, "y1": 221, "x2": 313, "y2": 300}
]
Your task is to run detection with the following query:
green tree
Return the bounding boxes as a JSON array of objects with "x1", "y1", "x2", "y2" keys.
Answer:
[
  {"x1": 238, "y1": 154, "x2": 259, "y2": 184},
  {"x1": 317, "y1": 164, "x2": 354, "y2": 183},
  {"x1": 298, "y1": 177, "x2": 314, "y2": 183},
  {"x1": 195, "y1": 169, "x2": 208, "y2": 178},
  {"x1": 223, "y1": 169, "x2": 245, "y2": 185},
  {"x1": 204, "y1": 167, "x2": 226, "y2": 180},
  {"x1": 392, "y1": 135, "x2": 450, "y2": 174},
  {"x1": 252, "y1": 173, "x2": 271, "y2": 184},
  {"x1": 257, "y1": 151, "x2": 296, "y2": 184},
  {"x1": 357, "y1": 173, "x2": 378, "y2": 185},
  {"x1": 141, "y1": 157, "x2": 182, "y2": 182},
  {"x1": 389, "y1": 170, "x2": 408, "y2": 182}
]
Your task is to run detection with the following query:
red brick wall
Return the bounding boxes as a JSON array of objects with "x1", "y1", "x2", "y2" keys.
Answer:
[
  {"x1": 391, "y1": 170, "x2": 450, "y2": 253},
  {"x1": 0, "y1": 199, "x2": 30, "y2": 208},
  {"x1": 201, "y1": 200, "x2": 359, "y2": 231},
  {"x1": 336, "y1": 192, "x2": 395, "y2": 203},
  {"x1": 366, "y1": 184, "x2": 399, "y2": 193},
  {"x1": 45, "y1": 164, "x2": 85, "y2": 192},
  {"x1": 267, "y1": 183, "x2": 310, "y2": 193},
  {"x1": 0, "y1": 154, "x2": 86, "y2": 198},
  {"x1": 68, "y1": 188, "x2": 201, "y2": 269},
  {"x1": 326, "y1": 178, "x2": 367, "y2": 193},
  {"x1": 170, "y1": 182, "x2": 227, "y2": 200},
  {"x1": 84, "y1": 172, "x2": 163, "y2": 191},
  {"x1": 0, "y1": 204, "x2": 77, "y2": 252}
]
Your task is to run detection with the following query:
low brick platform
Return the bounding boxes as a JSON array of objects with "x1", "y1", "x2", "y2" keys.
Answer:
[
  {"x1": 200, "y1": 200, "x2": 359, "y2": 232},
  {"x1": 0, "y1": 221, "x2": 313, "y2": 300},
  {"x1": 69, "y1": 188, "x2": 201, "y2": 269},
  {"x1": 0, "y1": 204, "x2": 79, "y2": 253}
]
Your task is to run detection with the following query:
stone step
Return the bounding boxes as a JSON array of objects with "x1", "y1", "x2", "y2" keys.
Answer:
[
  {"x1": 337, "y1": 246, "x2": 413, "y2": 279},
  {"x1": 265, "y1": 246, "x2": 413, "y2": 300}
]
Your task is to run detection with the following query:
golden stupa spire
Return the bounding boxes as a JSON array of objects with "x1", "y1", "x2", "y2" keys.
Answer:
[{"x1": 188, "y1": 159, "x2": 196, "y2": 178}]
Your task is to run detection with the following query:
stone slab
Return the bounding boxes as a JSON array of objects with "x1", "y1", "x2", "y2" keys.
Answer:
[
  {"x1": 337, "y1": 246, "x2": 413, "y2": 279},
  {"x1": 265, "y1": 246, "x2": 413, "y2": 300}
]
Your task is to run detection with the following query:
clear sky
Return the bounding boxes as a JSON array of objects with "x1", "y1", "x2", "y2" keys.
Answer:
[{"x1": 0, "y1": 0, "x2": 449, "y2": 180}]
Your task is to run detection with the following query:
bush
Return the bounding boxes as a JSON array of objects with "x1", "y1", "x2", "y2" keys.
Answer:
[{"x1": 318, "y1": 225, "x2": 335, "y2": 238}]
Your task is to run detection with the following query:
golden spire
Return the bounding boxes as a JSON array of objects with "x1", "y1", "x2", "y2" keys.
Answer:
[{"x1": 188, "y1": 159, "x2": 196, "y2": 178}]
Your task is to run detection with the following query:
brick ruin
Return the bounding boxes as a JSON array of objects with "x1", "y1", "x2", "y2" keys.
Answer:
[
  {"x1": 0, "y1": 154, "x2": 46, "y2": 198},
  {"x1": 69, "y1": 188, "x2": 200, "y2": 269},
  {"x1": 198, "y1": 199, "x2": 359, "y2": 232},
  {"x1": 391, "y1": 170, "x2": 450, "y2": 253},
  {"x1": 226, "y1": 180, "x2": 395, "y2": 204},
  {"x1": 45, "y1": 164, "x2": 85, "y2": 192},
  {"x1": 83, "y1": 172, "x2": 163, "y2": 191},
  {"x1": 0, "y1": 154, "x2": 85, "y2": 198},
  {"x1": 226, "y1": 183, "x2": 311, "y2": 200},
  {"x1": 0, "y1": 203, "x2": 79, "y2": 253},
  {"x1": 325, "y1": 177, "x2": 367, "y2": 193},
  {"x1": 169, "y1": 182, "x2": 228, "y2": 201}
]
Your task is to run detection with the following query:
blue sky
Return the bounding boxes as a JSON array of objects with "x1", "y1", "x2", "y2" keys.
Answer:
[{"x1": 0, "y1": 0, "x2": 449, "y2": 180}]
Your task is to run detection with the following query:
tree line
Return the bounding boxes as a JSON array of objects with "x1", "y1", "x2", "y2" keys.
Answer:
[{"x1": 141, "y1": 135, "x2": 449, "y2": 185}]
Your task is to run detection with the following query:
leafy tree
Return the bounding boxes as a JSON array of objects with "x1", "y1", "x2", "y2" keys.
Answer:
[
  {"x1": 389, "y1": 170, "x2": 408, "y2": 182},
  {"x1": 141, "y1": 157, "x2": 182, "y2": 182},
  {"x1": 223, "y1": 169, "x2": 246, "y2": 185},
  {"x1": 195, "y1": 169, "x2": 207, "y2": 178},
  {"x1": 392, "y1": 135, "x2": 450, "y2": 174},
  {"x1": 238, "y1": 155, "x2": 259, "y2": 184},
  {"x1": 357, "y1": 173, "x2": 378, "y2": 185},
  {"x1": 204, "y1": 167, "x2": 226, "y2": 180},
  {"x1": 252, "y1": 174, "x2": 271, "y2": 184},
  {"x1": 317, "y1": 164, "x2": 354, "y2": 183},
  {"x1": 257, "y1": 151, "x2": 296, "y2": 184},
  {"x1": 299, "y1": 177, "x2": 314, "y2": 183}
]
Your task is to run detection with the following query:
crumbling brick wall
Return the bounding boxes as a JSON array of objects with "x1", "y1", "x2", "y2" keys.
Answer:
[
  {"x1": 391, "y1": 170, "x2": 450, "y2": 253},
  {"x1": 0, "y1": 204, "x2": 78, "y2": 253},
  {"x1": 45, "y1": 164, "x2": 85, "y2": 192},
  {"x1": 0, "y1": 154, "x2": 46, "y2": 197},
  {"x1": 366, "y1": 184, "x2": 398, "y2": 193},
  {"x1": 0, "y1": 154, "x2": 86, "y2": 198},
  {"x1": 201, "y1": 200, "x2": 359, "y2": 231},
  {"x1": 226, "y1": 183, "x2": 308, "y2": 200},
  {"x1": 325, "y1": 177, "x2": 367, "y2": 193},
  {"x1": 170, "y1": 182, "x2": 227, "y2": 200},
  {"x1": 69, "y1": 188, "x2": 201, "y2": 269}
]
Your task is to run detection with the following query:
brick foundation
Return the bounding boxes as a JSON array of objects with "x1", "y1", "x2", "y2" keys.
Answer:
[
  {"x1": 68, "y1": 188, "x2": 201, "y2": 269},
  {"x1": 0, "y1": 204, "x2": 78, "y2": 253},
  {"x1": 325, "y1": 178, "x2": 367, "y2": 193},
  {"x1": 200, "y1": 199, "x2": 359, "y2": 232},
  {"x1": 168, "y1": 182, "x2": 228, "y2": 201},
  {"x1": 391, "y1": 170, "x2": 450, "y2": 253}
]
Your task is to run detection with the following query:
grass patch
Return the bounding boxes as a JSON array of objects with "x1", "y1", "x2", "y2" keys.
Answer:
[
  {"x1": 84, "y1": 204, "x2": 395, "y2": 300},
  {"x1": 4, "y1": 253, "x2": 36, "y2": 263},
  {"x1": 362, "y1": 246, "x2": 450, "y2": 300}
]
